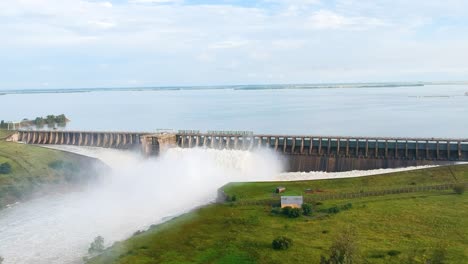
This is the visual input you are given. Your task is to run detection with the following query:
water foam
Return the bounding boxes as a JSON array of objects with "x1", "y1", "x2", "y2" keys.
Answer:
[
  {"x1": 0, "y1": 146, "x2": 284, "y2": 264},
  {"x1": 0, "y1": 146, "x2": 436, "y2": 263}
]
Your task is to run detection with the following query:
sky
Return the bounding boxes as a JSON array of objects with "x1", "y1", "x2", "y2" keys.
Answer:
[{"x1": 1, "y1": 0, "x2": 468, "y2": 89}]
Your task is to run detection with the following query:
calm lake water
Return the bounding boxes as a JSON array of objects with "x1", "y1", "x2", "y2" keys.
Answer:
[{"x1": 1, "y1": 84, "x2": 467, "y2": 137}]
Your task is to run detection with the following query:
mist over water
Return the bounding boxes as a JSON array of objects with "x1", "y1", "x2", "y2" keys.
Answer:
[{"x1": 0, "y1": 147, "x2": 284, "y2": 264}]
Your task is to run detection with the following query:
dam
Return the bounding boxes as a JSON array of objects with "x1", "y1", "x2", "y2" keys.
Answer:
[{"x1": 14, "y1": 130, "x2": 468, "y2": 172}]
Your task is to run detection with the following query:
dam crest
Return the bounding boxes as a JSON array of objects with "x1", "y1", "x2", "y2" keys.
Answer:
[{"x1": 13, "y1": 130, "x2": 468, "y2": 172}]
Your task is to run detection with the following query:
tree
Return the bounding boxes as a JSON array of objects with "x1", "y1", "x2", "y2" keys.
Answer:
[
  {"x1": 55, "y1": 114, "x2": 67, "y2": 124},
  {"x1": 302, "y1": 203, "x2": 313, "y2": 216},
  {"x1": 320, "y1": 229, "x2": 360, "y2": 264},
  {"x1": 0, "y1": 256, "x2": 4, "y2": 264},
  {"x1": 272, "y1": 236, "x2": 293, "y2": 250},
  {"x1": 0, "y1": 162, "x2": 12, "y2": 174},
  {"x1": 34, "y1": 117, "x2": 45, "y2": 127},
  {"x1": 45, "y1": 115, "x2": 56, "y2": 125},
  {"x1": 88, "y1": 236, "x2": 105, "y2": 255}
]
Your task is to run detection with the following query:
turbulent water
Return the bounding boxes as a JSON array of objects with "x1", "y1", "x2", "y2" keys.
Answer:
[
  {"x1": 0, "y1": 145, "x2": 442, "y2": 263},
  {"x1": 0, "y1": 147, "x2": 283, "y2": 264}
]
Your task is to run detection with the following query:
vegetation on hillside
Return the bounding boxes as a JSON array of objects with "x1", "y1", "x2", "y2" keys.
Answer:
[
  {"x1": 88, "y1": 165, "x2": 468, "y2": 264},
  {"x1": 0, "y1": 129, "x2": 104, "y2": 208}
]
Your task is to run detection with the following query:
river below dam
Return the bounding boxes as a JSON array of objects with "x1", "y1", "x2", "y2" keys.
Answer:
[{"x1": 0, "y1": 145, "x2": 439, "y2": 264}]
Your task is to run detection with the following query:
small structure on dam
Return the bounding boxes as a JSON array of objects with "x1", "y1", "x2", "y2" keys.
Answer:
[
  {"x1": 12, "y1": 129, "x2": 468, "y2": 172},
  {"x1": 140, "y1": 133, "x2": 177, "y2": 156}
]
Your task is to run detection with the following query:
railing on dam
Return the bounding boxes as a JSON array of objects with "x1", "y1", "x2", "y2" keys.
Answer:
[
  {"x1": 176, "y1": 133, "x2": 468, "y2": 161},
  {"x1": 15, "y1": 130, "x2": 468, "y2": 172}
]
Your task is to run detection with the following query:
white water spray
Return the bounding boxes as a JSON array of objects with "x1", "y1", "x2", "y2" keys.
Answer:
[
  {"x1": 0, "y1": 146, "x2": 436, "y2": 264},
  {"x1": 0, "y1": 147, "x2": 284, "y2": 264}
]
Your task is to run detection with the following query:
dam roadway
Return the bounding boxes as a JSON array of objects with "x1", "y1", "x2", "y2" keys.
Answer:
[{"x1": 14, "y1": 130, "x2": 468, "y2": 172}]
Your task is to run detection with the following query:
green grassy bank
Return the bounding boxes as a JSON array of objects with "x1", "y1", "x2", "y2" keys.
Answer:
[
  {"x1": 89, "y1": 165, "x2": 468, "y2": 264},
  {"x1": 0, "y1": 129, "x2": 104, "y2": 208}
]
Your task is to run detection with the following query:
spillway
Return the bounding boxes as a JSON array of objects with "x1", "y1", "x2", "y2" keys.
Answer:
[{"x1": 0, "y1": 146, "x2": 283, "y2": 264}]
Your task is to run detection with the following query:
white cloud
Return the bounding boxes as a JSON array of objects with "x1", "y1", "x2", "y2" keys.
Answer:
[
  {"x1": 308, "y1": 9, "x2": 387, "y2": 30},
  {"x1": 129, "y1": 0, "x2": 182, "y2": 4},
  {"x1": 209, "y1": 40, "x2": 249, "y2": 49},
  {"x1": 0, "y1": 0, "x2": 468, "y2": 88},
  {"x1": 88, "y1": 20, "x2": 116, "y2": 30},
  {"x1": 100, "y1": 1, "x2": 113, "y2": 8}
]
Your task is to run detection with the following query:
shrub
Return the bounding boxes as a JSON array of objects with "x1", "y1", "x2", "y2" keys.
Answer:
[
  {"x1": 288, "y1": 208, "x2": 301, "y2": 218},
  {"x1": 0, "y1": 162, "x2": 12, "y2": 174},
  {"x1": 369, "y1": 252, "x2": 385, "y2": 258},
  {"x1": 453, "y1": 184, "x2": 465, "y2": 195},
  {"x1": 225, "y1": 194, "x2": 238, "y2": 202},
  {"x1": 341, "y1": 203, "x2": 353, "y2": 210},
  {"x1": 88, "y1": 236, "x2": 105, "y2": 255},
  {"x1": 387, "y1": 250, "x2": 401, "y2": 256},
  {"x1": 302, "y1": 203, "x2": 313, "y2": 216},
  {"x1": 282, "y1": 206, "x2": 292, "y2": 216},
  {"x1": 133, "y1": 230, "x2": 143, "y2": 236},
  {"x1": 270, "y1": 207, "x2": 281, "y2": 215},
  {"x1": 320, "y1": 229, "x2": 360, "y2": 264},
  {"x1": 327, "y1": 206, "x2": 341, "y2": 214},
  {"x1": 431, "y1": 248, "x2": 447, "y2": 264},
  {"x1": 272, "y1": 236, "x2": 293, "y2": 250}
]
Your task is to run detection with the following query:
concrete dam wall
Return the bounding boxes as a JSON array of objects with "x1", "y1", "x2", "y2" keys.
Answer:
[
  {"x1": 176, "y1": 134, "x2": 468, "y2": 172},
  {"x1": 17, "y1": 130, "x2": 144, "y2": 149},
  {"x1": 15, "y1": 130, "x2": 468, "y2": 172}
]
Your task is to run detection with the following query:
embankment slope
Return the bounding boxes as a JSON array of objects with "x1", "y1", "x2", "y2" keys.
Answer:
[
  {"x1": 89, "y1": 165, "x2": 468, "y2": 264},
  {"x1": 0, "y1": 129, "x2": 105, "y2": 208}
]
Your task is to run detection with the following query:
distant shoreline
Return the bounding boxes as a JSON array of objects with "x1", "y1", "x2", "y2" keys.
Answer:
[{"x1": 0, "y1": 82, "x2": 464, "y2": 95}]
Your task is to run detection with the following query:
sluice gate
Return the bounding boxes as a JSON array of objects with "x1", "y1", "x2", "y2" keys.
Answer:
[
  {"x1": 176, "y1": 133, "x2": 468, "y2": 171},
  {"x1": 17, "y1": 130, "x2": 145, "y2": 149},
  {"x1": 15, "y1": 130, "x2": 468, "y2": 172}
]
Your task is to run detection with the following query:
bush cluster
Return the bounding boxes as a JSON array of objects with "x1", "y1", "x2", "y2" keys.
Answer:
[
  {"x1": 327, "y1": 203, "x2": 353, "y2": 214},
  {"x1": 225, "y1": 194, "x2": 237, "y2": 202},
  {"x1": 282, "y1": 206, "x2": 301, "y2": 218},
  {"x1": 0, "y1": 162, "x2": 12, "y2": 174},
  {"x1": 387, "y1": 250, "x2": 401, "y2": 256},
  {"x1": 320, "y1": 229, "x2": 360, "y2": 264},
  {"x1": 88, "y1": 236, "x2": 105, "y2": 255},
  {"x1": 302, "y1": 203, "x2": 313, "y2": 216},
  {"x1": 453, "y1": 184, "x2": 465, "y2": 195},
  {"x1": 272, "y1": 236, "x2": 293, "y2": 250}
]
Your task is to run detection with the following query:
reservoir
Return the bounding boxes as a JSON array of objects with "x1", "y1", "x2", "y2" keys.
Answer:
[{"x1": 0, "y1": 84, "x2": 467, "y2": 138}]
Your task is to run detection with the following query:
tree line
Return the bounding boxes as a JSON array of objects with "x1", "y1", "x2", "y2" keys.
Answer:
[{"x1": 0, "y1": 114, "x2": 68, "y2": 129}]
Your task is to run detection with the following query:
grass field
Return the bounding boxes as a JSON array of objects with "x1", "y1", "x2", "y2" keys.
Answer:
[
  {"x1": 0, "y1": 129, "x2": 103, "y2": 208},
  {"x1": 89, "y1": 165, "x2": 468, "y2": 264},
  {"x1": 222, "y1": 165, "x2": 468, "y2": 201}
]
